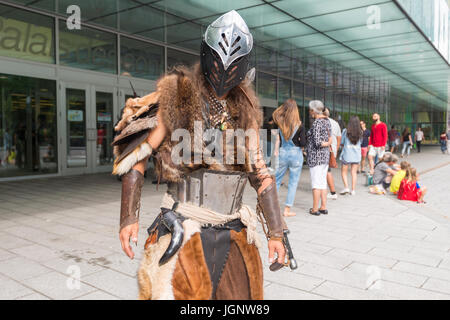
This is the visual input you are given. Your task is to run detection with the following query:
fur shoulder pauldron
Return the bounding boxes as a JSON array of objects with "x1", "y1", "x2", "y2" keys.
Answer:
[{"x1": 112, "y1": 91, "x2": 159, "y2": 176}]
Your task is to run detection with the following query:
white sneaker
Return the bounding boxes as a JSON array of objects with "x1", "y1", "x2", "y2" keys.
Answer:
[
  {"x1": 350, "y1": 190, "x2": 356, "y2": 196},
  {"x1": 327, "y1": 193, "x2": 338, "y2": 200},
  {"x1": 340, "y1": 188, "x2": 350, "y2": 195}
]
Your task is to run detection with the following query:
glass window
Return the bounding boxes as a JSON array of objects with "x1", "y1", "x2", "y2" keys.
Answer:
[
  {"x1": 256, "y1": 46, "x2": 276, "y2": 73},
  {"x1": 0, "y1": 4, "x2": 55, "y2": 64},
  {"x1": 277, "y1": 53, "x2": 292, "y2": 78},
  {"x1": 305, "y1": 62, "x2": 315, "y2": 83},
  {"x1": 292, "y1": 59, "x2": 304, "y2": 81},
  {"x1": 304, "y1": 85, "x2": 314, "y2": 106},
  {"x1": 314, "y1": 87, "x2": 325, "y2": 102},
  {"x1": 278, "y1": 78, "x2": 291, "y2": 105},
  {"x1": 342, "y1": 94, "x2": 350, "y2": 124},
  {"x1": 58, "y1": 0, "x2": 120, "y2": 29},
  {"x1": 120, "y1": 37, "x2": 164, "y2": 80},
  {"x1": 316, "y1": 68, "x2": 325, "y2": 86},
  {"x1": 334, "y1": 93, "x2": 343, "y2": 115},
  {"x1": 257, "y1": 72, "x2": 276, "y2": 100},
  {"x1": 350, "y1": 95, "x2": 357, "y2": 115},
  {"x1": 293, "y1": 81, "x2": 305, "y2": 125},
  {"x1": 167, "y1": 48, "x2": 198, "y2": 70},
  {"x1": 59, "y1": 22, "x2": 117, "y2": 74},
  {"x1": 166, "y1": 14, "x2": 202, "y2": 51},
  {"x1": 12, "y1": 0, "x2": 56, "y2": 12},
  {"x1": 325, "y1": 90, "x2": 333, "y2": 112},
  {"x1": 118, "y1": 4, "x2": 164, "y2": 42},
  {"x1": 96, "y1": 92, "x2": 113, "y2": 166},
  {"x1": 293, "y1": 81, "x2": 304, "y2": 107},
  {"x1": 66, "y1": 89, "x2": 86, "y2": 168},
  {"x1": 0, "y1": 73, "x2": 57, "y2": 178}
]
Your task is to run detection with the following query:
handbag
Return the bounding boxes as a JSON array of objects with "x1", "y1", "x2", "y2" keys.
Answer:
[{"x1": 329, "y1": 150, "x2": 338, "y2": 168}]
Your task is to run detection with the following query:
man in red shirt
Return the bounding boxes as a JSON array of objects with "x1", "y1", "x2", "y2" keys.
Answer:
[{"x1": 368, "y1": 113, "x2": 388, "y2": 175}]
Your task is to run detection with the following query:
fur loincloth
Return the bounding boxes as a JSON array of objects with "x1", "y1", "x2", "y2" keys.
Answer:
[{"x1": 137, "y1": 219, "x2": 202, "y2": 300}]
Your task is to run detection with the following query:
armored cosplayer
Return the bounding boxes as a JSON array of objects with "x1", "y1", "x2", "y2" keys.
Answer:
[{"x1": 113, "y1": 10, "x2": 295, "y2": 300}]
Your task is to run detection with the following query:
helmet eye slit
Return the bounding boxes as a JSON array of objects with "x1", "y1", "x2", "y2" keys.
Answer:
[
  {"x1": 230, "y1": 46, "x2": 241, "y2": 57},
  {"x1": 221, "y1": 33, "x2": 229, "y2": 47},
  {"x1": 218, "y1": 42, "x2": 227, "y2": 55},
  {"x1": 231, "y1": 36, "x2": 241, "y2": 47}
]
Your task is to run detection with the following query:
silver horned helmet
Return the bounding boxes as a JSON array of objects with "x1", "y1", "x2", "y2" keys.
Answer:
[{"x1": 201, "y1": 10, "x2": 253, "y2": 97}]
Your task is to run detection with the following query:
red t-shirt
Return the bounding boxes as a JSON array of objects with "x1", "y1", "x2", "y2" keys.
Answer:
[
  {"x1": 370, "y1": 122, "x2": 388, "y2": 147},
  {"x1": 397, "y1": 179, "x2": 421, "y2": 202}
]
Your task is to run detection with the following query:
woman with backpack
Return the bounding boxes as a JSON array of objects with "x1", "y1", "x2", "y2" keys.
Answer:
[{"x1": 273, "y1": 99, "x2": 306, "y2": 217}]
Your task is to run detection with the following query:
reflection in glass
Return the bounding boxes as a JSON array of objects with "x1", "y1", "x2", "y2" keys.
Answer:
[
  {"x1": 278, "y1": 78, "x2": 291, "y2": 105},
  {"x1": 119, "y1": 4, "x2": 165, "y2": 42},
  {"x1": 258, "y1": 72, "x2": 277, "y2": 100},
  {"x1": 66, "y1": 89, "x2": 86, "y2": 168},
  {"x1": 11, "y1": 0, "x2": 55, "y2": 12},
  {"x1": 0, "y1": 73, "x2": 57, "y2": 177},
  {"x1": 256, "y1": 46, "x2": 277, "y2": 73},
  {"x1": 120, "y1": 37, "x2": 164, "y2": 80},
  {"x1": 59, "y1": 23, "x2": 117, "y2": 74},
  {"x1": 167, "y1": 48, "x2": 198, "y2": 71},
  {"x1": 0, "y1": 4, "x2": 55, "y2": 64},
  {"x1": 166, "y1": 14, "x2": 202, "y2": 51},
  {"x1": 96, "y1": 92, "x2": 113, "y2": 166}
]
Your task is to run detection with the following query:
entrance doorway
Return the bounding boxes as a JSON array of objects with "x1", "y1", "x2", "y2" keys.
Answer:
[{"x1": 60, "y1": 82, "x2": 117, "y2": 175}]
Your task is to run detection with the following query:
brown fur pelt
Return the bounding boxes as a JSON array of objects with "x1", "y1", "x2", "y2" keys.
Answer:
[
  {"x1": 138, "y1": 222, "x2": 263, "y2": 300},
  {"x1": 115, "y1": 91, "x2": 160, "y2": 132},
  {"x1": 155, "y1": 63, "x2": 263, "y2": 182},
  {"x1": 137, "y1": 219, "x2": 202, "y2": 300},
  {"x1": 229, "y1": 229, "x2": 263, "y2": 300}
]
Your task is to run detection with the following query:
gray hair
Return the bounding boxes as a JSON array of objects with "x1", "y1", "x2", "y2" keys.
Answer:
[
  {"x1": 309, "y1": 100, "x2": 325, "y2": 115},
  {"x1": 382, "y1": 152, "x2": 398, "y2": 163}
]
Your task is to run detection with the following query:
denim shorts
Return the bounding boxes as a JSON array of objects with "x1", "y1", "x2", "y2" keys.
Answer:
[{"x1": 341, "y1": 159, "x2": 359, "y2": 165}]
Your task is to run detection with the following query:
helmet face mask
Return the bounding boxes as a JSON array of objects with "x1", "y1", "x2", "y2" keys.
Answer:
[{"x1": 201, "y1": 10, "x2": 253, "y2": 97}]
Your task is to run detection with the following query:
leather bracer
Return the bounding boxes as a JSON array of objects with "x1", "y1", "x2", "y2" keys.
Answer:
[
  {"x1": 249, "y1": 174, "x2": 286, "y2": 239},
  {"x1": 120, "y1": 169, "x2": 145, "y2": 231}
]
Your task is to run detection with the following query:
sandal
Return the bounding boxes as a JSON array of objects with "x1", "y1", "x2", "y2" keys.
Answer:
[
  {"x1": 319, "y1": 209, "x2": 328, "y2": 215},
  {"x1": 309, "y1": 208, "x2": 320, "y2": 216}
]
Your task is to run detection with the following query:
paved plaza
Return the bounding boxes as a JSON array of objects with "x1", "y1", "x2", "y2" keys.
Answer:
[{"x1": 0, "y1": 147, "x2": 449, "y2": 300}]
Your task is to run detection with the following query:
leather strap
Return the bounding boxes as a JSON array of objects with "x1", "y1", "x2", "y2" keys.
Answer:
[{"x1": 120, "y1": 169, "x2": 145, "y2": 231}]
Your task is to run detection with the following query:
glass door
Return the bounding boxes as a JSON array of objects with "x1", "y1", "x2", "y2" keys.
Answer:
[
  {"x1": 61, "y1": 83, "x2": 90, "y2": 175},
  {"x1": 91, "y1": 86, "x2": 117, "y2": 172},
  {"x1": 60, "y1": 82, "x2": 118, "y2": 175}
]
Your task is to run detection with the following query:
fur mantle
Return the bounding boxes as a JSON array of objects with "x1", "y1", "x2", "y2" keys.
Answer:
[{"x1": 155, "y1": 63, "x2": 263, "y2": 182}]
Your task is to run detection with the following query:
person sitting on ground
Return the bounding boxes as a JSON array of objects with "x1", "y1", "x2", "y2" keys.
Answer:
[
  {"x1": 397, "y1": 167, "x2": 427, "y2": 204},
  {"x1": 390, "y1": 161, "x2": 410, "y2": 194},
  {"x1": 369, "y1": 152, "x2": 399, "y2": 195}
]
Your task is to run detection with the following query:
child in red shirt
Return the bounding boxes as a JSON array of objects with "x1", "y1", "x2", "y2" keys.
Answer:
[{"x1": 397, "y1": 168, "x2": 427, "y2": 203}]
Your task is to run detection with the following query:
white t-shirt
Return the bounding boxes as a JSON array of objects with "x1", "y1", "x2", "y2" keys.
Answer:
[
  {"x1": 328, "y1": 118, "x2": 342, "y2": 157},
  {"x1": 415, "y1": 130, "x2": 424, "y2": 141}
]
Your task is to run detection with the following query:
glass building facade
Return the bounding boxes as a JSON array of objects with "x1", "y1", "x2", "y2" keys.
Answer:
[{"x1": 0, "y1": 0, "x2": 448, "y2": 179}]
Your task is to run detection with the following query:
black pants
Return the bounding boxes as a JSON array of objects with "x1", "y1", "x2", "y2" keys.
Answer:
[{"x1": 416, "y1": 141, "x2": 421, "y2": 152}]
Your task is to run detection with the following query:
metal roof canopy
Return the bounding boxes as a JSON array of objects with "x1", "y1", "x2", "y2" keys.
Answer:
[{"x1": 5, "y1": 0, "x2": 450, "y2": 110}]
